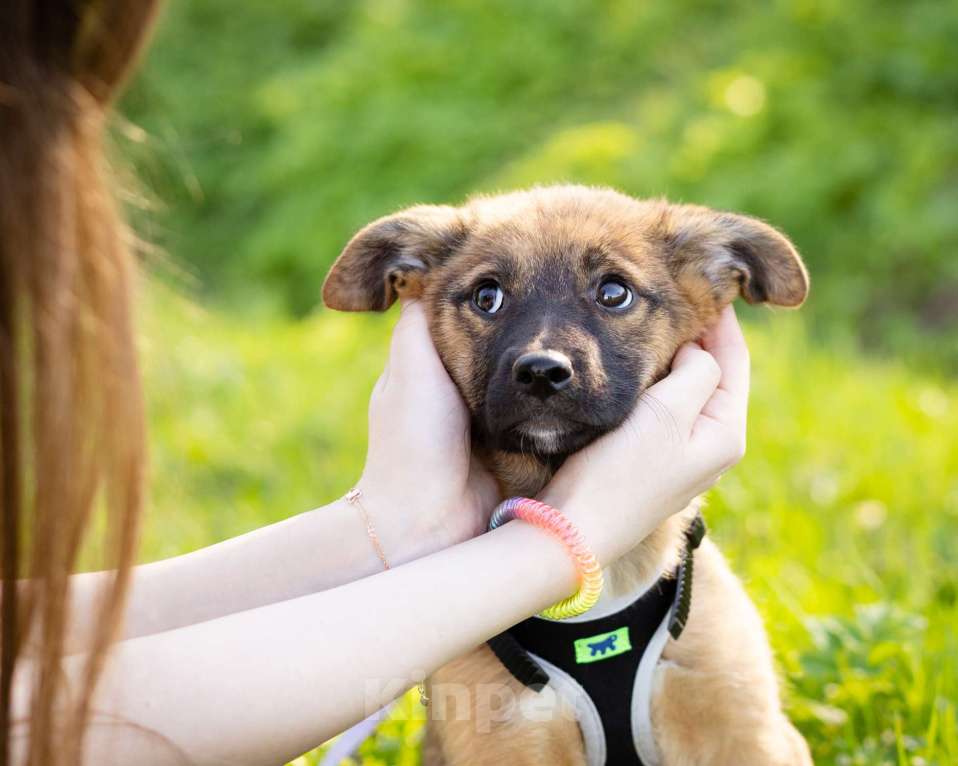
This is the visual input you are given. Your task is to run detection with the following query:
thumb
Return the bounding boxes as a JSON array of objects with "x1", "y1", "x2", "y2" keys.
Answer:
[
  {"x1": 389, "y1": 299, "x2": 436, "y2": 368},
  {"x1": 387, "y1": 299, "x2": 450, "y2": 390}
]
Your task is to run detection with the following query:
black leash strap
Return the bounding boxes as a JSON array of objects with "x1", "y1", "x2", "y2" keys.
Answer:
[
  {"x1": 487, "y1": 632, "x2": 550, "y2": 690},
  {"x1": 667, "y1": 512, "x2": 706, "y2": 639}
]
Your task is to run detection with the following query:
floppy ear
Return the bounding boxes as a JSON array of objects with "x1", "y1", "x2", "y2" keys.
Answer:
[
  {"x1": 662, "y1": 204, "x2": 809, "y2": 308},
  {"x1": 322, "y1": 205, "x2": 467, "y2": 311}
]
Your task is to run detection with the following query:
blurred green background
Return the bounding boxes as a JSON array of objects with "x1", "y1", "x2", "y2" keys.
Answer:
[{"x1": 122, "y1": 1, "x2": 957, "y2": 764}]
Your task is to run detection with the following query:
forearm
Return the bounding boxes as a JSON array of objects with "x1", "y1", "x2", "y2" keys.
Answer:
[
  {"x1": 64, "y1": 495, "x2": 441, "y2": 652},
  {"x1": 73, "y1": 521, "x2": 577, "y2": 765}
]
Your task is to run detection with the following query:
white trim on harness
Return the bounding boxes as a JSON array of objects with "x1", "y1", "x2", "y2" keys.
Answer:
[
  {"x1": 631, "y1": 605, "x2": 673, "y2": 766},
  {"x1": 526, "y1": 652, "x2": 607, "y2": 766},
  {"x1": 532, "y1": 573, "x2": 673, "y2": 766},
  {"x1": 524, "y1": 603, "x2": 672, "y2": 766}
]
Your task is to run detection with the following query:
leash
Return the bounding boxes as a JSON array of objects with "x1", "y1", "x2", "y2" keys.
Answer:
[{"x1": 317, "y1": 699, "x2": 398, "y2": 766}]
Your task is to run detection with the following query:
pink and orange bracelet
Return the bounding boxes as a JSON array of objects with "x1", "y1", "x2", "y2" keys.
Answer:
[{"x1": 489, "y1": 497, "x2": 603, "y2": 620}]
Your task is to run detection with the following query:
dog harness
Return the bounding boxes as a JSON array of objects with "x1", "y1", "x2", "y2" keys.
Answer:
[{"x1": 488, "y1": 514, "x2": 706, "y2": 766}]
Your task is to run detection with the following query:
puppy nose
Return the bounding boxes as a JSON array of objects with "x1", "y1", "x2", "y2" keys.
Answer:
[{"x1": 512, "y1": 351, "x2": 573, "y2": 400}]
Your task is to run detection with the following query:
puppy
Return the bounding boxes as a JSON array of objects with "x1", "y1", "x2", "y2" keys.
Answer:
[{"x1": 323, "y1": 186, "x2": 813, "y2": 766}]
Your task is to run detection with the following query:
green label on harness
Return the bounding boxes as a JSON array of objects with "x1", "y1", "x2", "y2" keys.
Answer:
[{"x1": 574, "y1": 627, "x2": 632, "y2": 664}]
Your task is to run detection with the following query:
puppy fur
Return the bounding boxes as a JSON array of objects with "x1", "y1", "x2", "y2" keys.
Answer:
[{"x1": 324, "y1": 186, "x2": 813, "y2": 765}]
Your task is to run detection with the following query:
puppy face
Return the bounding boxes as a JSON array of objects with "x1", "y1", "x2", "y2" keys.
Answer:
[{"x1": 324, "y1": 186, "x2": 807, "y2": 460}]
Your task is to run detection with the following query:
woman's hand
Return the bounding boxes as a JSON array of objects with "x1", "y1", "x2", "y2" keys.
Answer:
[
  {"x1": 358, "y1": 300, "x2": 500, "y2": 564},
  {"x1": 541, "y1": 305, "x2": 750, "y2": 565},
  {"x1": 72, "y1": 306, "x2": 750, "y2": 765}
]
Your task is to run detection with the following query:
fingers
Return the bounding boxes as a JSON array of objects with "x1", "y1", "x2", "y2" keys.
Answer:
[
  {"x1": 390, "y1": 299, "x2": 430, "y2": 359},
  {"x1": 688, "y1": 415, "x2": 747, "y2": 474},
  {"x1": 386, "y1": 299, "x2": 447, "y2": 382},
  {"x1": 700, "y1": 305, "x2": 749, "y2": 401},
  {"x1": 371, "y1": 300, "x2": 433, "y2": 408},
  {"x1": 640, "y1": 342, "x2": 722, "y2": 434},
  {"x1": 697, "y1": 306, "x2": 750, "y2": 438}
]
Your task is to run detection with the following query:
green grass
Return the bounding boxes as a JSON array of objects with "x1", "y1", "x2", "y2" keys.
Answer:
[
  {"x1": 141, "y1": 287, "x2": 958, "y2": 765},
  {"x1": 113, "y1": 2, "x2": 958, "y2": 762},
  {"x1": 123, "y1": 0, "x2": 958, "y2": 368}
]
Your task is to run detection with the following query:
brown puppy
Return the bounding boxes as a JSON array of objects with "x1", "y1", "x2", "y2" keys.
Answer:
[{"x1": 324, "y1": 186, "x2": 813, "y2": 766}]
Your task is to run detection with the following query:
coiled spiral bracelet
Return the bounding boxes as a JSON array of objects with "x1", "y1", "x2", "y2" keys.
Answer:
[{"x1": 488, "y1": 497, "x2": 604, "y2": 620}]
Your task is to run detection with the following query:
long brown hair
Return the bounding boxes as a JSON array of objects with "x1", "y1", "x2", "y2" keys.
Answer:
[{"x1": 0, "y1": 1, "x2": 160, "y2": 762}]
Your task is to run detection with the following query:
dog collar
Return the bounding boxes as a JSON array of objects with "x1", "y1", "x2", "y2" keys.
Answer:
[{"x1": 487, "y1": 512, "x2": 706, "y2": 766}]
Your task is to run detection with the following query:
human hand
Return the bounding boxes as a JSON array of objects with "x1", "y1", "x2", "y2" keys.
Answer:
[
  {"x1": 540, "y1": 305, "x2": 750, "y2": 566},
  {"x1": 357, "y1": 301, "x2": 500, "y2": 565}
]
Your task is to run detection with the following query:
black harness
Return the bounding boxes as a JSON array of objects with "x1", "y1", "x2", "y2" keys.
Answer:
[{"x1": 488, "y1": 514, "x2": 706, "y2": 766}]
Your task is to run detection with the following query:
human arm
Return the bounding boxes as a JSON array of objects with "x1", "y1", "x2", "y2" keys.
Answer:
[
  {"x1": 37, "y1": 307, "x2": 749, "y2": 765},
  {"x1": 59, "y1": 301, "x2": 499, "y2": 653},
  {"x1": 65, "y1": 520, "x2": 577, "y2": 765}
]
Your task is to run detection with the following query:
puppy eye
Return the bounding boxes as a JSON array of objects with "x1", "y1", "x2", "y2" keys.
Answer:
[
  {"x1": 473, "y1": 281, "x2": 504, "y2": 314},
  {"x1": 596, "y1": 278, "x2": 633, "y2": 310}
]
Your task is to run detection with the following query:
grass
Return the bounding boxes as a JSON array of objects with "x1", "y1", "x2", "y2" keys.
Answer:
[
  {"x1": 140, "y1": 286, "x2": 958, "y2": 765},
  {"x1": 94, "y1": 2, "x2": 958, "y2": 762},
  {"x1": 124, "y1": 0, "x2": 958, "y2": 369}
]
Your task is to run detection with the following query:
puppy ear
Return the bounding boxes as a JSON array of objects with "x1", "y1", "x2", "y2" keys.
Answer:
[
  {"x1": 662, "y1": 204, "x2": 809, "y2": 308},
  {"x1": 323, "y1": 205, "x2": 467, "y2": 311}
]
